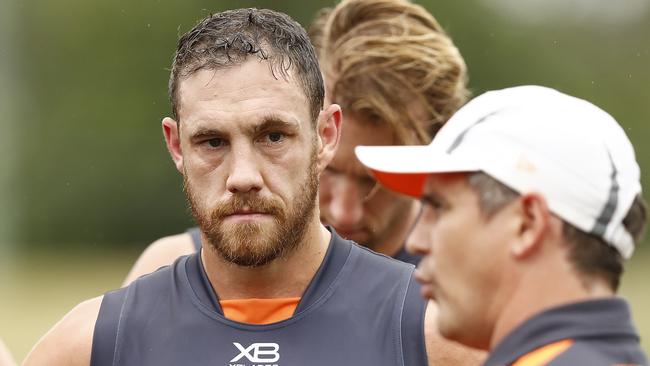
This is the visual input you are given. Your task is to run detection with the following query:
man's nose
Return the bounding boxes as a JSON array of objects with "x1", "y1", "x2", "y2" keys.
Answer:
[
  {"x1": 326, "y1": 178, "x2": 365, "y2": 229},
  {"x1": 406, "y1": 208, "x2": 433, "y2": 256},
  {"x1": 225, "y1": 145, "x2": 264, "y2": 194}
]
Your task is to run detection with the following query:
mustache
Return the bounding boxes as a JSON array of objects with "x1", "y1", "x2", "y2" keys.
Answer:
[{"x1": 211, "y1": 194, "x2": 284, "y2": 219}]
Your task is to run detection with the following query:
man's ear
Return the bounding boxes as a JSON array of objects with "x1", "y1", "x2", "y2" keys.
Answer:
[
  {"x1": 162, "y1": 117, "x2": 184, "y2": 173},
  {"x1": 511, "y1": 193, "x2": 551, "y2": 259},
  {"x1": 315, "y1": 104, "x2": 342, "y2": 172}
]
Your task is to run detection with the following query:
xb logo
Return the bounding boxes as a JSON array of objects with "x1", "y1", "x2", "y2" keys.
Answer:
[{"x1": 230, "y1": 342, "x2": 280, "y2": 363}]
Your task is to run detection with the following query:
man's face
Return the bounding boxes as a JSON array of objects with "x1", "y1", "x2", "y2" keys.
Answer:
[
  {"x1": 412, "y1": 173, "x2": 512, "y2": 349},
  {"x1": 169, "y1": 60, "x2": 320, "y2": 267},
  {"x1": 319, "y1": 113, "x2": 416, "y2": 251}
]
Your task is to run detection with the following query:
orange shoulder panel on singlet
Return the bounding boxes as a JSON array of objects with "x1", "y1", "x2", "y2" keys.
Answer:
[
  {"x1": 512, "y1": 339, "x2": 574, "y2": 366},
  {"x1": 219, "y1": 297, "x2": 300, "y2": 325}
]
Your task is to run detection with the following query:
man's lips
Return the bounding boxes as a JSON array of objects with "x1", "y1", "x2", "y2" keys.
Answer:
[
  {"x1": 414, "y1": 268, "x2": 437, "y2": 300},
  {"x1": 419, "y1": 284, "x2": 436, "y2": 300},
  {"x1": 223, "y1": 211, "x2": 272, "y2": 222}
]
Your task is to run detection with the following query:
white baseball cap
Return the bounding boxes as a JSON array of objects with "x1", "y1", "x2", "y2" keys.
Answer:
[{"x1": 355, "y1": 85, "x2": 642, "y2": 259}]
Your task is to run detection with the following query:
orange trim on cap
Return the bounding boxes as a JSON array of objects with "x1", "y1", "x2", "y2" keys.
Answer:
[
  {"x1": 371, "y1": 170, "x2": 427, "y2": 198},
  {"x1": 220, "y1": 297, "x2": 300, "y2": 325},
  {"x1": 512, "y1": 339, "x2": 574, "y2": 366}
]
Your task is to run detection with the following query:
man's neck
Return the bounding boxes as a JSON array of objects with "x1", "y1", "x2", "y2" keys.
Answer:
[
  {"x1": 201, "y1": 221, "x2": 331, "y2": 300},
  {"x1": 490, "y1": 260, "x2": 614, "y2": 350}
]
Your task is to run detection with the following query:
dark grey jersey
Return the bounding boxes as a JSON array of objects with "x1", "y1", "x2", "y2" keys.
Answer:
[
  {"x1": 92, "y1": 229, "x2": 428, "y2": 366},
  {"x1": 188, "y1": 226, "x2": 421, "y2": 265}
]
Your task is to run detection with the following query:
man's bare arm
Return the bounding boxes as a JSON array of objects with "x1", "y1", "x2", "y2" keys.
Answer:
[
  {"x1": 0, "y1": 338, "x2": 16, "y2": 366},
  {"x1": 123, "y1": 233, "x2": 196, "y2": 286},
  {"x1": 424, "y1": 301, "x2": 486, "y2": 366},
  {"x1": 23, "y1": 296, "x2": 102, "y2": 366}
]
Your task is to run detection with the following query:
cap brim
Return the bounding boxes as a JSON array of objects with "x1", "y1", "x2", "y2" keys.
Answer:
[{"x1": 355, "y1": 145, "x2": 480, "y2": 198}]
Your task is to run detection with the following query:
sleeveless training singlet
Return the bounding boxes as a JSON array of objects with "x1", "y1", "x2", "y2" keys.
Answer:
[{"x1": 92, "y1": 229, "x2": 428, "y2": 366}]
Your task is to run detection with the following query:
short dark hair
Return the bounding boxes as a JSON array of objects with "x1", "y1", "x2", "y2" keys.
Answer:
[
  {"x1": 169, "y1": 8, "x2": 324, "y2": 124},
  {"x1": 467, "y1": 172, "x2": 647, "y2": 291},
  {"x1": 563, "y1": 195, "x2": 646, "y2": 291}
]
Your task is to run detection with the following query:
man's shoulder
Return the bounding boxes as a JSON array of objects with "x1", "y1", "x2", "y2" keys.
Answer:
[
  {"x1": 123, "y1": 231, "x2": 195, "y2": 285},
  {"x1": 0, "y1": 338, "x2": 15, "y2": 366},
  {"x1": 487, "y1": 298, "x2": 647, "y2": 366},
  {"x1": 122, "y1": 253, "x2": 189, "y2": 294},
  {"x1": 23, "y1": 296, "x2": 103, "y2": 366},
  {"x1": 343, "y1": 240, "x2": 421, "y2": 309},
  {"x1": 351, "y1": 240, "x2": 416, "y2": 271}
]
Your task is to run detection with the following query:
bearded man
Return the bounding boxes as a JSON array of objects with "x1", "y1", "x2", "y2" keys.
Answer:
[{"x1": 24, "y1": 7, "x2": 482, "y2": 366}]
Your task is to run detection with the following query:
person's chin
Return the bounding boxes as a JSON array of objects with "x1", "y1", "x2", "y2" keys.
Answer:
[
  {"x1": 338, "y1": 230, "x2": 370, "y2": 245},
  {"x1": 437, "y1": 307, "x2": 461, "y2": 340},
  {"x1": 419, "y1": 283, "x2": 437, "y2": 301}
]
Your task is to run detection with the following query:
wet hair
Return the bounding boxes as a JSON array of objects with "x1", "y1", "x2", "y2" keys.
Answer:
[{"x1": 169, "y1": 8, "x2": 324, "y2": 124}]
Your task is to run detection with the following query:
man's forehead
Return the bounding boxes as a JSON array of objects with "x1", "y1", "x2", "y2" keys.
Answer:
[
  {"x1": 177, "y1": 61, "x2": 310, "y2": 123},
  {"x1": 423, "y1": 173, "x2": 470, "y2": 194},
  {"x1": 328, "y1": 153, "x2": 373, "y2": 178},
  {"x1": 179, "y1": 63, "x2": 302, "y2": 98},
  {"x1": 327, "y1": 118, "x2": 400, "y2": 180},
  {"x1": 183, "y1": 111, "x2": 303, "y2": 137}
]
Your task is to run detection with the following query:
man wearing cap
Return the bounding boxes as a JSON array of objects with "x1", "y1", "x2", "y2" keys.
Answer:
[{"x1": 356, "y1": 85, "x2": 648, "y2": 365}]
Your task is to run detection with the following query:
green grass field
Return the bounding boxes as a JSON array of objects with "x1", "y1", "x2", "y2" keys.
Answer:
[{"x1": 1, "y1": 247, "x2": 649, "y2": 363}]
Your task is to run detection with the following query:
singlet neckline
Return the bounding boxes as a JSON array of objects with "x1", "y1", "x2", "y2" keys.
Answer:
[
  {"x1": 183, "y1": 226, "x2": 353, "y2": 327},
  {"x1": 219, "y1": 297, "x2": 301, "y2": 325}
]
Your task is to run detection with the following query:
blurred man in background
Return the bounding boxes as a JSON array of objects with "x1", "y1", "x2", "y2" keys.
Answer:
[
  {"x1": 356, "y1": 85, "x2": 648, "y2": 365},
  {"x1": 24, "y1": 7, "x2": 482, "y2": 365},
  {"x1": 124, "y1": 0, "x2": 468, "y2": 284}
]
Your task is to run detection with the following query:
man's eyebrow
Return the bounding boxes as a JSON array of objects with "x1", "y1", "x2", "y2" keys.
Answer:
[
  {"x1": 189, "y1": 126, "x2": 226, "y2": 140},
  {"x1": 185, "y1": 114, "x2": 302, "y2": 140},
  {"x1": 251, "y1": 114, "x2": 301, "y2": 135}
]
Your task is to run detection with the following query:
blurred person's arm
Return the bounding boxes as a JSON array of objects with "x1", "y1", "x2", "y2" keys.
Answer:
[
  {"x1": 0, "y1": 338, "x2": 16, "y2": 366},
  {"x1": 122, "y1": 233, "x2": 195, "y2": 286},
  {"x1": 424, "y1": 302, "x2": 487, "y2": 365},
  {"x1": 23, "y1": 297, "x2": 101, "y2": 366}
]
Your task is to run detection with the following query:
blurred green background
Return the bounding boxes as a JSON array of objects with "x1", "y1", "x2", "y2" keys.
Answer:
[{"x1": 0, "y1": 0, "x2": 649, "y2": 362}]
